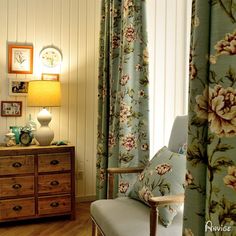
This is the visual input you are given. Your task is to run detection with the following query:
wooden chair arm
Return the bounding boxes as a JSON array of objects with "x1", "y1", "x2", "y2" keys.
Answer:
[
  {"x1": 107, "y1": 167, "x2": 144, "y2": 174},
  {"x1": 108, "y1": 167, "x2": 144, "y2": 199},
  {"x1": 148, "y1": 194, "x2": 185, "y2": 236},
  {"x1": 149, "y1": 193, "x2": 185, "y2": 206}
]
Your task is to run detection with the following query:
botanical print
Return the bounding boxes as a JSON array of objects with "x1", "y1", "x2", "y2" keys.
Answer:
[
  {"x1": 210, "y1": 30, "x2": 236, "y2": 64},
  {"x1": 96, "y1": 0, "x2": 149, "y2": 199},
  {"x1": 184, "y1": 0, "x2": 236, "y2": 235},
  {"x1": 155, "y1": 163, "x2": 172, "y2": 175},
  {"x1": 223, "y1": 166, "x2": 236, "y2": 191},
  {"x1": 195, "y1": 85, "x2": 236, "y2": 137},
  {"x1": 211, "y1": 0, "x2": 236, "y2": 23},
  {"x1": 11, "y1": 48, "x2": 31, "y2": 72}
]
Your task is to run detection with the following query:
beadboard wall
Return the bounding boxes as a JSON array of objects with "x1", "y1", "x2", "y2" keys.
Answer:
[
  {"x1": 0, "y1": 0, "x2": 100, "y2": 200},
  {"x1": 0, "y1": 0, "x2": 191, "y2": 200}
]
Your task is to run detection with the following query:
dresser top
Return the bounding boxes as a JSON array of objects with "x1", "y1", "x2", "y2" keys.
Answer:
[{"x1": 0, "y1": 144, "x2": 75, "y2": 156}]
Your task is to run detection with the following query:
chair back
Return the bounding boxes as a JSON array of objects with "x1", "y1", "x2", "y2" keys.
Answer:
[{"x1": 168, "y1": 115, "x2": 188, "y2": 153}]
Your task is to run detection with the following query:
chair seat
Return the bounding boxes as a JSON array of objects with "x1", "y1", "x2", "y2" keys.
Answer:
[{"x1": 90, "y1": 197, "x2": 183, "y2": 236}]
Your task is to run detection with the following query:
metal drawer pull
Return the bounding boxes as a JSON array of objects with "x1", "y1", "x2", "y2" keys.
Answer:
[
  {"x1": 12, "y1": 162, "x2": 22, "y2": 168},
  {"x1": 12, "y1": 205, "x2": 22, "y2": 211},
  {"x1": 50, "y1": 202, "x2": 59, "y2": 208},
  {"x1": 50, "y1": 180, "x2": 59, "y2": 186},
  {"x1": 50, "y1": 160, "x2": 59, "y2": 165},
  {"x1": 12, "y1": 184, "x2": 22, "y2": 189}
]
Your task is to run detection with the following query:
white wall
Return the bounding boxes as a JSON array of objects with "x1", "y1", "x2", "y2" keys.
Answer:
[
  {"x1": 147, "y1": 0, "x2": 192, "y2": 156},
  {"x1": 0, "y1": 0, "x2": 100, "y2": 200}
]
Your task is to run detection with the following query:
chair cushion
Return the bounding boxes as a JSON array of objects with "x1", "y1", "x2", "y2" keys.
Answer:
[
  {"x1": 90, "y1": 197, "x2": 183, "y2": 236},
  {"x1": 128, "y1": 146, "x2": 186, "y2": 227}
]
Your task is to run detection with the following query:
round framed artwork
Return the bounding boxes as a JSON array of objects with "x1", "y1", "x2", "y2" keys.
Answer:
[{"x1": 39, "y1": 47, "x2": 62, "y2": 68}]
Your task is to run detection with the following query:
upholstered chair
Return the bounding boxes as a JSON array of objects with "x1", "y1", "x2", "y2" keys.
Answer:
[{"x1": 91, "y1": 115, "x2": 188, "y2": 236}]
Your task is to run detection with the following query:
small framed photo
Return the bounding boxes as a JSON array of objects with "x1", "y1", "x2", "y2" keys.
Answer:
[
  {"x1": 1, "y1": 101, "x2": 22, "y2": 117},
  {"x1": 9, "y1": 79, "x2": 29, "y2": 96},
  {"x1": 8, "y1": 44, "x2": 33, "y2": 74},
  {"x1": 41, "y1": 73, "x2": 59, "y2": 81}
]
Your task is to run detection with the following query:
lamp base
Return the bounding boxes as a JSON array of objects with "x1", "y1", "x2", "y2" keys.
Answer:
[{"x1": 35, "y1": 108, "x2": 54, "y2": 146}]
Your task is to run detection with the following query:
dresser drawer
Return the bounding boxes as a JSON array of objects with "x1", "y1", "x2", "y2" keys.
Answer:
[
  {"x1": 38, "y1": 173, "x2": 71, "y2": 194},
  {"x1": 0, "y1": 198, "x2": 35, "y2": 220},
  {"x1": 0, "y1": 156, "x2": 34, "y2": 176},
  {"x1": 38, "y1": 153, "x2": 71, "y2": 172},
  {"x1": 0, "y1": 176, "x2": 34, "y2": 198},
  {"x1": 38, "y1": 195, "x2": 71, "y2": 215}
]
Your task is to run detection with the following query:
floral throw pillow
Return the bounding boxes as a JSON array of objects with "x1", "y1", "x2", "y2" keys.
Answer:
[{"x1": 128, "y1": 146, "x2": 186, "y2": 227}]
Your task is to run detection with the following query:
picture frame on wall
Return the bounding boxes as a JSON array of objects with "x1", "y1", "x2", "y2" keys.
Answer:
[
  {"x1": 1, "y1": 101, "x2": 22, "y2": 117},
  {"x1": 41, "y1": 73, "x2": 59, "y2": 81},
  {"x1": 9, "y1": 79, "x2": 29, "y2": 96},
  {"x1": 8, "y1": 44, "x2": 33, "y2": 74}
]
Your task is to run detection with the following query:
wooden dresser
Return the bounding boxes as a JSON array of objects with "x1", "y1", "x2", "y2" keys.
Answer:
[{"x1": 0, "y1": 145, "x2": 75, "y2": 222}]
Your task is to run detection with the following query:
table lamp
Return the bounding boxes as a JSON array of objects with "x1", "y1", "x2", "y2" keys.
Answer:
[{"x1": 27, "y1": 80, "x2": 61, "y2": 146}]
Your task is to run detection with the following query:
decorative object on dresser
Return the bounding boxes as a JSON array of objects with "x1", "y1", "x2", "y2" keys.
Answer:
[
  {"x1": 10, "y1": 126, "x2": 21, "y2": 144},
  {"x1": 27, "y1": 80, "x2": 61, "y2": 146},
  {"x1": 4, "y1": 130, "x2": 16, "y2": 147},
  {"x1": 8, "y1": 44, "x2": 33, "y2": 74},
  {"x1": 0, "y1": 145, "x2": 75, "y2": 222},
  {"x1": 19, "y1": 126, "x2": 33, "y2": 146}
]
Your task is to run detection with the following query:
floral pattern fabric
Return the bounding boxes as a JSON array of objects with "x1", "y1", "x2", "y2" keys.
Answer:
[
  {"x1": 96, "y1": 0, "x2": 149, "y2": 199},
  {"x1": 129, "y1": 146, "x2": 186, "y2": 227},
  {"x1": 183, "y1": 0, "x2": 236, "y2": 235}
]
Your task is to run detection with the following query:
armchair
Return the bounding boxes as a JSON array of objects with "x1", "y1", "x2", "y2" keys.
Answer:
[{"x1": 90, "y1": 115, "x2": 188, "y2": 236}]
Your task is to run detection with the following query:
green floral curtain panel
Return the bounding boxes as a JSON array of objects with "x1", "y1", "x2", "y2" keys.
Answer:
[
  {"x1": 184, "y1": 0, "x2": 236, "y2": 235},
  {"x1": 96, "y1": 0, "x2": 149, "y2": 199}
]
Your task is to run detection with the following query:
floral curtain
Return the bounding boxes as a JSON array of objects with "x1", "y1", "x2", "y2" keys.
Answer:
[
  {"x1": 184, "y1": 0, "x2": 236, "y2": 235},
  {"x1": 96, "y1": 0, "x2": 149, "y2": 199}
]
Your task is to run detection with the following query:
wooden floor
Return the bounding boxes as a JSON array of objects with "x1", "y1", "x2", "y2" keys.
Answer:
[{"x1": 0, "y1": 202, "x2": 92, "y2": 236}]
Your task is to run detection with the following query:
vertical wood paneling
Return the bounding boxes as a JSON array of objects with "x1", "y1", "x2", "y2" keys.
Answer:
[
  {"x1": 85, "y1": 0, "x2": 97, "y2": 196},
  {"x1": 0, "y1": 0, "x2": 8, "y2": 139},
  {"x1": 76, "y1": 0, "x2": 87, "y2": 197},
  {"x1": 68, "y1": 0, "x2": 78, "y2": 147},
  {"x1": 0, "y1": 0, "x2": 100, "y2": 199},
  {"x1": 16, "y1": 0, "x2": 27, "y2": 126},
  {"x1": 92, "y1": 0, "x2": 100, "y2": 198},
  {"x1": 60, "y1": 0, "x2": 70, "y2": 144},
  {"x1": 7, "y1": 0, "x2": 18, "y2": 130},
  {"x1": 25, "y1": 0, "x2": 36, "y2": 126}
]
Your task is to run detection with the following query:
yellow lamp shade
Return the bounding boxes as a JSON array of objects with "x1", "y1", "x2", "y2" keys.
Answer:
[{"x1": 27, "y1": 80, "x2": 61, "y2": 107}]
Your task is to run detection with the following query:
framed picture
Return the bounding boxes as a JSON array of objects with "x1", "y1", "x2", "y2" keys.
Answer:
[
  {"x1": 41, "y1": 73, "x2": 59, "y2": 81},
  {"x1": 1, "y1": 101, "x2": 22, "y2": 117},
  {"x1": 9, "y1": 79, "x2": 29, "y2": 96},
  {"x1": 8, "y1": 44, "x2": 33, "y2": 74}
]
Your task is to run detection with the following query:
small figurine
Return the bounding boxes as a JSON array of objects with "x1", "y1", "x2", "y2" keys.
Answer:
[{"x1": 5, "y1": 129, "x2": 16, "y2": 147}]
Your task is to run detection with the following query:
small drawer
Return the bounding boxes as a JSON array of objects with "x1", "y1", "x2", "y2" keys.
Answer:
[
  {"x1": 0, "y1": 198, "x2": 35, "y2": 220},
  {"x1": 0, "y1": 176, "x2": 34, "y2": 198},
  {"x1": 38, "y1": 173, "x2": 71, "y2": 194},
  {"x1": 38, "y1": 195, "x2": 71, "y2": 215},
  {"x1": 0, "y1": 156, "x2": 34, "y2": 176},
  {"x1": 38, "y1": 153, "x2": 71, "y2": 173}
]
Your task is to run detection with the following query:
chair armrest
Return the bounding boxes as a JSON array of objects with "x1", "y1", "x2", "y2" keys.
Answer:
[
  {"x1": 148, "y1": 194, "x2": 185, "y2": 236},
  {"x1": 149, "y1": 193, "x2": 185, "y2": 206},
  {"x1": 107, "y1": 167, "x2": 144, "y2": 199},
  {"x1": 108, "y1": 167, "x2": 144, "y2": 174}
]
